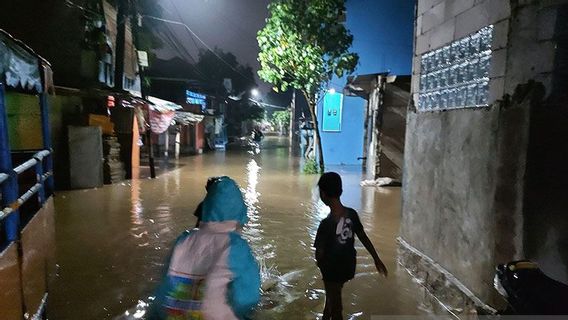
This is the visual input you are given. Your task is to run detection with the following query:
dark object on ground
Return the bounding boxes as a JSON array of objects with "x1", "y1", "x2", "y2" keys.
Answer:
[
  {"x1": 103, "y1": 136, "x2": 125, "y2": 184},
  {"x1": 495, "y1": 260, "x2": 568, "y2": 315}
]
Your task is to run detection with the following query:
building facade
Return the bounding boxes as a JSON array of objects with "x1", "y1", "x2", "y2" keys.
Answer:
[
  {"x1": 400, "y1": 0, "x2": 568, "y2": 314},
  {"x1": 313, "y1": 0, "x2": 414, "y2": 167},
  {"x1": 0, "y1": 0, "x2": 141, "y2": 94}
]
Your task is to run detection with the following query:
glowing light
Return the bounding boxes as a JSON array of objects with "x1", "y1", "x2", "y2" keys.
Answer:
[
  {"x1": 251, "y1": 88, "x2": 260, "y2": 97},
  {"x1": 328, "y1": 88, "x2": 336, "y2": 94}
]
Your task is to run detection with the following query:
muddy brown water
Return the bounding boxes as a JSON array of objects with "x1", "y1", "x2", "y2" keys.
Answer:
[{"x1": 48, "y1": 139, "x2": 427, "y2": 319}]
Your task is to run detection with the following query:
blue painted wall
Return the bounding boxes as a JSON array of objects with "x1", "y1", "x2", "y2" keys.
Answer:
[
  {"x1": 319, "y1": 0, "x2": 414, "y2": 166},
  {"x1": 318, "y1": 96, "x2": 365, "y2": 165}
]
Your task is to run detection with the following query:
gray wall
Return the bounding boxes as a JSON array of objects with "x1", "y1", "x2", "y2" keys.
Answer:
[
  {"x1": 401, "y1": 0, "x2": 568, "y2": 305},
  {"x1": 402, "y1": 108, "x2": 501, "y2": 301}
]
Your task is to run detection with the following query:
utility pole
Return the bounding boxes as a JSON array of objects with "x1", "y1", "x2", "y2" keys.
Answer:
[
  {"x1": 114, "y1": 0, "x2": 128, "y2": 90},
  {"x1": 133, "y1": 9, "x2": 157, "y2": 178},
  {"x1": 290, "y1": 89, "x2": 300, "y2": 155}
]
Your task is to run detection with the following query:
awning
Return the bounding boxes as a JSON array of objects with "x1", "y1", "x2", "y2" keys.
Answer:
[
  {"x1": 146, "y1": 96, "x2": 181, "y2": 134},
  {"x1": 147, "y1": 96, "x2": 183, "y2": 113},
  {"x1": 174, "y1": 111, "x2": 205, "y2": 125},
  {"x1": 344, "y1": 72, "x2": 390, "y2": 97},
  {"x1": 0, "y1": 29, "x2": 53, "y2": 93},
  {"x1": 150, "y1": 110, "x2": 175, "y2": 134}
]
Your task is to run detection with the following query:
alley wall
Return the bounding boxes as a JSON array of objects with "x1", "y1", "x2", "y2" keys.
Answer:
[{"x1": 401, "y1": 0, "x2": 568, "y2": 313}]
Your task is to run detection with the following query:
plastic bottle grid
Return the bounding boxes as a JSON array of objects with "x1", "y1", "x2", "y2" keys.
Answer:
[{"x1": 418, "y1": 25, "x2": 494, "y2": 112}]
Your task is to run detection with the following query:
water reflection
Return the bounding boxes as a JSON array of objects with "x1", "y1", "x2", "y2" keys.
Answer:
[{"x1": 130, "y1": 178, "x2": 144, "y2": 227}]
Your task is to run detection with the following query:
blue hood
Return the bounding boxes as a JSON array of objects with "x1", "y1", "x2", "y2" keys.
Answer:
[{"x1": 201, "y1": 176, "x2": 248, "y2": 225}]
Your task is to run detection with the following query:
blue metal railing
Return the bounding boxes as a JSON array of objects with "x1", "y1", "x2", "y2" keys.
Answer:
[
  {"x1": 0, "y1": 173, "x2": 8, "y2": 185},
  {"x1": 0, "y1": 41, "x2": 55, "y2": 319},
  {"x1": 0, "y1": 150, "x2": 53, "y2": 226},
  {"x1": 0, "y1": 82, "x2": 54, "y2": 246}
]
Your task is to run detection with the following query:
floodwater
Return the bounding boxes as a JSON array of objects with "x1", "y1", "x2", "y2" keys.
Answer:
[{"x1": 48, "y1": 137, "x2": 427, "y2": 319}]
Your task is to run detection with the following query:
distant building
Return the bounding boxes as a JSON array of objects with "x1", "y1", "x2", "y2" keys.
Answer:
[
  {"x1": 308, "y1": 0, "x2": 415, "y2": 168},
  {"x1": 0, "y1": 0, "x2": 143, "y2": 186},
  {"x1": 0, "y1": 0, "x2": 140, "y2": 93},
  {"x1": 344, "y1": 74, "x2": 410, "y2": 181}
]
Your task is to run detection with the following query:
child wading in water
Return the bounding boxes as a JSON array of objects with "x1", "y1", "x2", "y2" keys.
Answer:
[{"x1": 314, "y1": 172, "x2": 388, "y2": 320}]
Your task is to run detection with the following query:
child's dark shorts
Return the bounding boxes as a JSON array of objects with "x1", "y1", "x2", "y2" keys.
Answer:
[{"x1": 319, "y1": 255, "x2": 356, "y2": 283}]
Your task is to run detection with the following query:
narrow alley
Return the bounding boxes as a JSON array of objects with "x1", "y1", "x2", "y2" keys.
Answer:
[{"x1": 2, "y1": 0, "x2": 567, "y2": 318}]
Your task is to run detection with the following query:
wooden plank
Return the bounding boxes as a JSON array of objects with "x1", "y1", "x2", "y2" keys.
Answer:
[
  {"x1": 20, "y1": 207, "x2": 47, "y2": 316},
  {"x1": 0, "y1": 242, "x2": 23, "y2": 320},
  {"x1": 43, "y1": 197, "x2": 56, "y2": 283}
]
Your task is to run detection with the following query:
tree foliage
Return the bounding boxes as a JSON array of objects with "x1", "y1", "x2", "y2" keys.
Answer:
[
  {"x1": 195, "y1": 48, "x2": 256, "y2": 94},
  {"x1": 257, "y1": 0, "x2": 358, "y2": 99},
  {"x1": 257, "y1": 0, "x2": 358, "y2": 171},
  {"x1": 271, "y1": 110, "x2": 291, "y2": 130},
  {"x1": 194, "y1": 48, "x2": 262, "y2": 136}
]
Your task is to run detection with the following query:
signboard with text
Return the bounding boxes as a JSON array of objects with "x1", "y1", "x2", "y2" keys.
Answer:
[
  {"x1": 322, "y1": 92, "x2": 343, "y2": 132},
  {"x1": 186, "y1": 90, "x2": 207, "y2": 111}
]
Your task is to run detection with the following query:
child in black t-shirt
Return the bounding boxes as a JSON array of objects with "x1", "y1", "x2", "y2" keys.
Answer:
[{"x1": 314, "y1": 172, "x2": 388, "y2": 320}]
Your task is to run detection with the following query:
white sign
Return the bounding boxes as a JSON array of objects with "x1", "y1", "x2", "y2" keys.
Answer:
[{"x1": 137, "y1": 51, "x2": 149, "y2": 67}]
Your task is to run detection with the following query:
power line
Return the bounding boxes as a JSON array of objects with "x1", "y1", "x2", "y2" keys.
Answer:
[
  {"x1": 64, "y1": 0, "x2": 101, "y2": 17},
  {"x1": 156, "y1": 26, "x2": 211, "y2": 82},
  {"x1": 166, "y1": 0, "x2": 208, "y2": 71},
  {"x1": 249, "y1": 98, "x2": 288, "y2": 110},
  {"x1": 166, "y1": 0, "x2": 257, "y2": 86},
  {"x1": 143, "y1": 14, "x2": 256, "y2": 85}
]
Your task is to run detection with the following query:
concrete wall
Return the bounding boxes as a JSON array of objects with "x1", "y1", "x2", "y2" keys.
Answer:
[
  {"x1": 319, "y1": 96, "x2": 366, "y2": 166},
  {"x1": 6, "y1": 92, "x2": 83, "y2": 189},
  {"x1": 401, "y1": 0, "x2": 568, "y2": 312}
]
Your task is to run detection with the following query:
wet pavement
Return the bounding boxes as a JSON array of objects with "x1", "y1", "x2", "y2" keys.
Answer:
[{"x1": 48, "y1": 137, "x2": 427, "y2": 319}]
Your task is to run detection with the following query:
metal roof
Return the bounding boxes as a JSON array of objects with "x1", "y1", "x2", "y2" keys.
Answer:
[
  {"x1": 0, "y1": 29, "x2": 53, "y2": 93},
  {"x1": 174, "y1": 111, "x2": 205, "y2": 125},
  {"x1": 147, "y1": 96, "x2": 183, "y2": 113}
]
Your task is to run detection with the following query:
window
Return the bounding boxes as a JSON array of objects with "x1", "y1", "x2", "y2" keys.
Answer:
[
  {"x1": 98, "y1": 53, "x2": 114, "y2": 87},
  {"x1": 418, "y1": 25, "x2": 493, "y2": 112}
]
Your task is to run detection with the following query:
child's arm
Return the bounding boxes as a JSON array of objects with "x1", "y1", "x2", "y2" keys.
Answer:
[
  {"x1": 355, "y1": 227, "x2": 388, "y2": 277},
  {"x1": 314, "y1": 222, "x2": 326, "y2": 268}
]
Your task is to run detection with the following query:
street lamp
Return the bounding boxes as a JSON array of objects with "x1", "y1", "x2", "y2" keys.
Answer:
[{"x1": 251, "y1": 88, "x2": 260, "y2": 97}]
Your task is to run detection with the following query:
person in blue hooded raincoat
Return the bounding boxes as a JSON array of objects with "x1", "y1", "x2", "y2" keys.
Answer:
[{"x1": 149, "y1": 176, "x2": 260, "y2": 320}]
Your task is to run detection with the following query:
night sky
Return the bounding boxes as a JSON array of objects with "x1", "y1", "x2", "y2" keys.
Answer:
[
  {"x1": 154, "y1": 0, "x2": 271, "y2": 75},
  {"x1": 154, "y1": 0, "x2": 415, "y2": 92}
]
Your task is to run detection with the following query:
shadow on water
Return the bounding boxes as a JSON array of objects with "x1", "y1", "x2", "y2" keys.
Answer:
[{"x1": 48, "y1": 137, "x2": 428, "y2": 319}]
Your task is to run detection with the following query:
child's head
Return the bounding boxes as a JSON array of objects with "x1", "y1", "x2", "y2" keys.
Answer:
[
  {"x1": 318, "y1": 172, "x2": 343, "y2": 205},
  {"x1": 202, "y1": 176, "x2": 248, "y2": 225},
  {"x1": 205, "y1": 176, "x2": 222, "y2": 191}
]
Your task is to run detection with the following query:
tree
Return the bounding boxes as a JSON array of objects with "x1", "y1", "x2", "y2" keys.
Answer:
[
  {"x1": 257, "y1": 0, "x2": 358, "y2": 172},
  {"x1": 271, "y1": 110, "x2": 291, "y2": 135},
  {"x1": 195, "y1": 48, "x2": 263, "y2": 137},
  {"x1": 195, "y1": 48, "x2": 256, "y2": 94}
]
